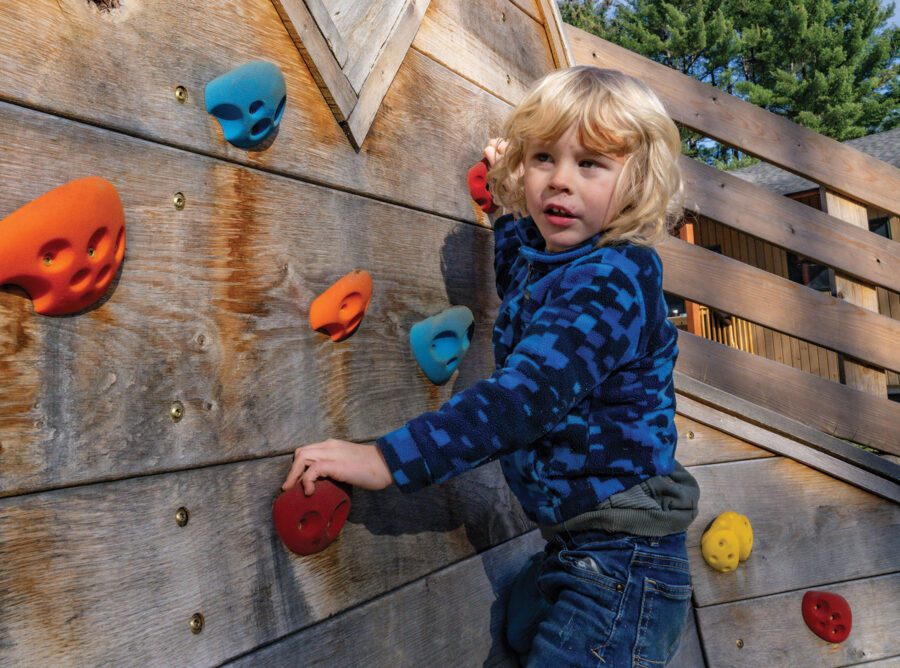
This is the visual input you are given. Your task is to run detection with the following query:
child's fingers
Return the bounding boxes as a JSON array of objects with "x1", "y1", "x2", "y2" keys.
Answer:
[
  {"x1": 282, "y1": 445, "x2": 316, "y2": 490},
  {"x1": 300, "y1": 463, "x2": 324, "y2": 496}
]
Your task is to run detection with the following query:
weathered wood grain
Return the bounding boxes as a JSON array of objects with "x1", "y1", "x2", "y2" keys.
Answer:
[
  {"x1": 226, "y1": 529, "x2": 544, "y2": 667},
  {"x1": 0, "y1": 0, "x2": 512, "y2": 224},
  {"x1": 567, "y1": 24, "x2": 900, "y2": 215},
  {"x1": 661, "y1": 237, "x2": 900, "y2": 373},
  {"x1": 687, "y1": 457, "x2": 900, "y2": 607},
  {"x1": 682, "y1": 158, "x2": 900, "y2": 294},
  {"x1": 346, "y1": 0, "x2": 432, "y2": 149},
  {"x1": 696, "y1": 573, "x2": 900, "y2": 667},
  {"x1": 225, "y1": 530, "x2": 706, "y2": 668},
  {"x1": 534, "y1": 0, "x2": 574, "y2": 67},
  {"x1": 675, "y1": 414, "x2": 774, "y2": 468},
  {"x1": 0, "y1": 101, "x2": 500, "y2": 496},
  {"x1": 0, "y1": 456, "x2": 532, "y2": 666},
  {"x1": 412, "y1": 0, "x2": 554, "y2": 106},
  {"x1": 676, "y1": 393, "x2": 900, "y2": 503},
  {"x1": 270, "y1": 0, "x2": 358, "y2": 121},
  {"x1": 676, "y1": 332, "x2": 900, "y2": 454}
]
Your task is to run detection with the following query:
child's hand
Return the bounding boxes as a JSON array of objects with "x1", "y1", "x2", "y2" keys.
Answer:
[
  {"x1": 282, "y1": 439, "x2": 394, "y2": 496},
  {"x1": 483, "y1": 137, "x2": 509, "y2": 168}
]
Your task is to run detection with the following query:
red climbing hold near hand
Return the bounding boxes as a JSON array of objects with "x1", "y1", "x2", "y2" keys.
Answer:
[{"x1": 272, "y1": 479, "x2": 351, "y2": 556}]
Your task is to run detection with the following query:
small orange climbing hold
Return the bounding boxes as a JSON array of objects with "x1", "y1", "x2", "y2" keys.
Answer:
[
  {"x1": 0, "y1": 177, "x2": 126, "y2": 315},
  {"x1": 701, "y1": 510, "x2": 753, "y2": 573},
  {"x1": 309, "y1": 269, "x2": 373, "y2": 342}
]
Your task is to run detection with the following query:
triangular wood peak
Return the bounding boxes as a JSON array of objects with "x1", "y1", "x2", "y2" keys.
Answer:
[{"x1": 271, "y1": 0, "x2": 432, "y2": 150}]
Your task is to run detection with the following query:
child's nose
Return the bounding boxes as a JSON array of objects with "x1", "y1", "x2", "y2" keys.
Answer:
[{"x1": 548, "y1": 165, "x2": 574, "y2": 192}]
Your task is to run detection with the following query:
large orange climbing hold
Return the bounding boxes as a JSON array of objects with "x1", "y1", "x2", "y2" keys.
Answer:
[
  {"x1": 309, "y1": 269, "x2": 373, "y2": 342},
  {"x1": 0, "y1": 177, "x2": 126, "y2": 316}
]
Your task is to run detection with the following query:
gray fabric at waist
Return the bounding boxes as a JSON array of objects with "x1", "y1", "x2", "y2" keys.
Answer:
[{"x1": 539, "y1": 462, "x2": 700, "y2": 540}]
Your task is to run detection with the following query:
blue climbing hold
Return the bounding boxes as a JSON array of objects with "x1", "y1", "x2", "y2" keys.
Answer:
[
  {"x1": 410, "y1": 306, "x2": 475, "y2": 385},
  {"x1": 204, "y1": 61, "x2": 287, "y2": 149}
]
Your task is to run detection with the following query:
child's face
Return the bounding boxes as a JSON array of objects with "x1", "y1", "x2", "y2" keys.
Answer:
[{"x1": 522, "y1": 125, "x2": 626, "y2": 252}]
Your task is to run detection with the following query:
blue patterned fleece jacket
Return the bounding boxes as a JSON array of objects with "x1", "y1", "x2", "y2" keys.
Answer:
[{"x1": 376, "y1": 213, "x2": 679, "y2": 526}]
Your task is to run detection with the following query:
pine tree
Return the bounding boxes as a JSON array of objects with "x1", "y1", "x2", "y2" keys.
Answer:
[{"x1": 559, "y1": 0, "x2": 899, "y2": 167}]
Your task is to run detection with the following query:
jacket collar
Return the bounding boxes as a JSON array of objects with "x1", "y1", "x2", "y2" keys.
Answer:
[{"x1": 514, "y1": 215, "x2": 604, "y2": 265}]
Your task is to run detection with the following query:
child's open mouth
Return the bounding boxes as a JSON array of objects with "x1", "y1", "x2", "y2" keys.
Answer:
[{"x1": 544, "y1": 205, "x2": 576, "y2": 227}]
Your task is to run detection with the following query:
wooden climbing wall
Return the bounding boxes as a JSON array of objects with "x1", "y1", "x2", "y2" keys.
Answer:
[{"x1": 0, "y1": 0, "x2": 558, "y2": 663}]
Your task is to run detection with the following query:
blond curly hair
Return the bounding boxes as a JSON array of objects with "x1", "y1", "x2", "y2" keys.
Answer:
[{"x1": 489, "y1": 66, "x2": 683, "y2": 247}]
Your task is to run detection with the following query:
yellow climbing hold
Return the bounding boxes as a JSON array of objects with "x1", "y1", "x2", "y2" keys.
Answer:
[
  {"x1": 701, "y1": 510, "x2": 753, "y2": 573},
  {"x1": 710, "y1": 510, "x2": 753, "y2": 561}
]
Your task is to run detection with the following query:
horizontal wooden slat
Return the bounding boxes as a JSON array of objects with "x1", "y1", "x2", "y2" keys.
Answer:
[
  {"x1": 675, "y1": 414, "x2": 774, "y2": 467},
  {"x1": 687, "y1": 457, "x2": 900, "y2": 607},
  {"x1": 662, "y1": 237, "x2": 900, "y2": 373},
  {"x1": 0, "y1": 456, "x2": 532, "y2": 665},
  {"x1": 676, "y1": 392, "x2": 900, "y2": 503},
  {"x1": 696, "y1": 573, "x2": 900, "y2": 667},
  {"x1": 226, "y1": 529, "x2": 544, "y2": 667},
  {"x1": 681, "y1": 157, "x2": 900, "y2": 293},
  {"x1": 676, "y1": 332, "x2": 900, "y2": 454},
  {"x1": 413, "y1": 0, "x2": 554, "y2": 106},
  {"x1": 567, "y1": 24, "x2": 900, "y2": 215},
  {"x1": 0, "y1": 1, "x2": 512, "y2": 225},
  {"x1": 0, "y1": 101, "x2": 498, "y2": 496}
]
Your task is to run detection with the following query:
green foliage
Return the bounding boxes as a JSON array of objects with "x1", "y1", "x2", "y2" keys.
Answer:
[{"x1": 559, "y1": 0, "x2": 899, "y2": 168}]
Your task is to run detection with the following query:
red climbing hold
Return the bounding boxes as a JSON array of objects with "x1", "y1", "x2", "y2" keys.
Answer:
[
  {"x1": 272, "y1": 479, "x2": 351, "y2": 556},
  {"x1": 467, "y1": 158, "x2": 498, "y2": 214},
  {"x1": 802, "y1": 590, "x2": 852, "y2": 643}
]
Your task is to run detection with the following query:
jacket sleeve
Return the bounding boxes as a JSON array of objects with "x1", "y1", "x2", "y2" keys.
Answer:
[
  {"x1": 493, "y1": 213, "x2": 521, "y2": 300},
  {"x1": 376, "y1": 261, "x2": 647, "y2": 492}
]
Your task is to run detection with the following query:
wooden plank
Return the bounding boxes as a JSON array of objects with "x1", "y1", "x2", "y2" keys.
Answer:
[
  {"x1": 298, "y1": 0, "x2": 349, "y2": 67},
  {"x1": 669, "y1": 608, "x2": 707, "y2": 668},
  {"x1": 825, "y1": 190, "x2": 889, "y2": 398},
  {"x1": 270, "y1": 0, "x2": 358, "y2": 121},
  {"x1": 346, "y1": 0, "x2": 432, "y2": 148},
  {"x1": 0, "y1": 101, "x2": 499, "y2": 496},
  {"x1": 675, "y1": 414, "x2": 774, "y2": 468},
  {"x1": 696, "y1": 573, "x2": 900, "y2": 667},
  {"x1": 412, "y1": 0, "x2": 555, "y2": 106},
  {"x1": 676, "y1": 332, "x2": 900, "y2": 454},
  {"x1": 322, "y1": 0, "x2": 408, "y2": 92},
  {"x1": 675, "y1": 392, "x2": 900, "y2": 503},
  {"x1": 226, "y1": 529, "x2": 544, "y2": 667},
  {"x1": 0, "y1": 1, "x2": 507, "y2": 224},
  {"x1": 687, "y1": 457, "x2": 900, "y2": 607},
  {"x1": 533, "y1": 0, "x2": 574, "y2": 68},
  {"x1": 0, "y1": 456, "x2": 533, "y2": 665},
  {"x1": 661, "y1": 237, "x2": 900, "y2": 374},
  {"x1": 566, "y1": 24, "x2": 900, "y2": 215}
]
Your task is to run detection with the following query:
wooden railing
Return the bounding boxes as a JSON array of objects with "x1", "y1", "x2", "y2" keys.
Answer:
[{"x1": 566, "y1": 25, "x2": 900, "y2": 457}]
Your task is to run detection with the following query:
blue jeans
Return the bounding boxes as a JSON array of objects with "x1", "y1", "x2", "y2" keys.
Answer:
[{"x1": 506, "y1": 530, "x2": 692, "y2": 667}]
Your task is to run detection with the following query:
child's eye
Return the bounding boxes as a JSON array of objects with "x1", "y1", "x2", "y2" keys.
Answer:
[
  {"x1": 534, "y1": 153, "x2": 552, "y2": 163},
  {"x1": 579, "y1": 159, "x2": 599, "y2": 168}
]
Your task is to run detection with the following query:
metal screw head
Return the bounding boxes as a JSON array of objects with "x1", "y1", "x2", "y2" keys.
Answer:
[
  {"x1": 175, "y1": 507, "x2": 189, "y2": 527},
  {"x1": 501, "y1": 11, "x2": 506, "y2": 21},
  {"x1": 170, "y1": 401, "x2": 184, "y2": 422},
  {"x1": 687, "y1": 430, "x2": 695, "y2": 439},
  {"x1": 42, "y1": 254, "x2": 53, "y2": 266},
  {"x1": 175, "y1": 86, "x2": 188, "y2": 103},
  {"x1": 173, "y1": 192, "x2": 186, "y2": 210},
  {"x1": 736, "y1": 639, "x2": 744, "y2": 649},
  {"x1": 189, "y1": 613, "x2": 204, "y2": 634},
  {"x1": 87, "y1": 247, "x2": 96, "y2": 258}
]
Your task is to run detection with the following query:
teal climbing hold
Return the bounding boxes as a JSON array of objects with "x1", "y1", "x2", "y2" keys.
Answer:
[
  {"x1": 410, "y1": 306, "x2": 474, "y2": 385},
  {"x1": 205, "y1": 61, "x2": 287, "y2": 149}
]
